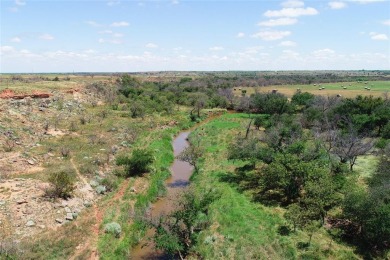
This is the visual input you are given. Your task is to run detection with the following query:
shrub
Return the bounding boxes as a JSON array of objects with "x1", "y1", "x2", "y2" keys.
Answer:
[
  {"x1": 116, "y1": 149, "x2": 154, "y2": 177},
  {"x1": 104, "y1": 222, "x2": 122, "y2": 238},
  {"x1": 47, "y1": 171, "x2": 76, "y2": 199},
  {"x1": 100, "y1": 175, "x2": 119, "y2": 192},
  {"x1": 95, "y1": 185, "x2": 106, "y2": 194},
  {"x1": 60, "y1": 147, "x2": 70, "y2": 158}
]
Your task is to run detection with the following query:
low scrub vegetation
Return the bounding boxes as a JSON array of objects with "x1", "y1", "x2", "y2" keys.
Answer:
[
  {"x1": 46, "y1": 170, "x2": 76, "y2": 199},
  {"x1": 116, "y1": 149, "x2": 154, "y2": 177}
]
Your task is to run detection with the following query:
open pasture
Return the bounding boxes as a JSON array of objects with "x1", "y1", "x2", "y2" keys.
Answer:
[{"x1": 235, "y1": 81, "x2": 390, "y2": 98}]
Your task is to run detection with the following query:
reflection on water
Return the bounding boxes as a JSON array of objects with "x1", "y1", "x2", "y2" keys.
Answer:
[{"x1": 131, "y1": 131, "x2": 193, "y2": 259}]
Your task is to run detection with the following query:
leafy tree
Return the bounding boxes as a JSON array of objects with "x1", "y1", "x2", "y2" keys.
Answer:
[
  {"x1": 263, "y1": 118, "x2": 303, "y2": 152},
  {"x1": 285, "y1": 203, "x2": 304, "y2": 232},
  {"x1": 333, "y1": 95, "x2": 386, "y2": 135},
  {"x1": 256, "y1": 153, "x2": 320, "y2": 205},
  {"x1": 177, "y1": 145, "x2": 203, "y2": 173},
  {"x1": 291, "y1": 91, "x2": 315, "y2": 110},
  {"x1": 116, "y1": 149, "x2": 154, "y2": 177},
  {"x1": 152, "y1": 188, "x2": 219, "y2": 259},
  {"x1": 129, "y1": 101, "x2": 145, "y2": 118},
  {"x1": 250, "y1": 92, "x2": 291, "y2": 115}
]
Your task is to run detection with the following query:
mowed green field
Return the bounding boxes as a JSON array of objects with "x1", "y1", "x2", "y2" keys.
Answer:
[{"x1": 235, "y1": 81, "x2": 390, "y2": 98}]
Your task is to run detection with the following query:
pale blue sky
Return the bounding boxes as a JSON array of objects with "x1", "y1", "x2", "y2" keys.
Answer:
[{"x1": 1, "y1": 0, "x2": 389, "y2": 72}]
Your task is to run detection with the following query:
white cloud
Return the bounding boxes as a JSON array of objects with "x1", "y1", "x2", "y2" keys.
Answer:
[
  {"x1": 370, "y1": 32, "x2": 388, "y2": 40},
  {"x1": 328, "y1": 1, "x2": 347, "y2": 9},
  {"x1": 107, "y1": 0, "x2": 120, "y2": 6},
  {"x1": 145, "y1": 43, "x2": 158, "y2": 48},
  {"x1": 312, "y1": 48, "x2": 336, "y2": 58},
  {"x1": 279, "y1": 40, "x2": 297, "y2": 46},
  {"x1": 113, "y1": 33, "x2": 124, "y2": 37},
  {"x1": 258, "y1": 17, "x2": 298, "y2": 26},
  {"x1": 264, "y1": 7, "x2": 319, "y2": 17},
  {"x1": 382, "y1": 19, "x2": 390, "y2": 26},
  {"x1": 281, "y1": 0, "x2": 305, "y2": 8},
  {"x1": 347, "y1": 0, "x2": 385, "y2": 3},
  {"x1": 236, "y1": 32, "x2": 245, "y2": 38},
  {"x1": 251, "y1": 30, "x2": 291, "y2": 41},
  {"x1": 209, "y1": 46, "x2": 224, "y2": 51},
  {"x1": 15, "y1": 0, "x2": 26, "y2": 6},
  {"x1": 0, "y1": 46, "x2": 15, "y2": 53},
  {"x1": 281, "y1": 50, "x2": 300, "y2": 58},
  {"x1": 110, "y1": 21, "x2": 129, "y2": 27},
  {"x1": 1, "y1": 46, "x2": 388, "y2": 72},
  {"x1": 86, "y1": 21, "x2": 101, "y2": 27},
  {"x1": 10, "y1": 37, "x2": 21, "y2": 43},
  {"x1": 39, "y1": 34, "x2": 54, "y2": 40},
  {"x1": 244, "y1": 46, "x2": 264, "y2": 54},
  {"x1": 171, "y1": 0, "x2": 179, "y2": 4}
]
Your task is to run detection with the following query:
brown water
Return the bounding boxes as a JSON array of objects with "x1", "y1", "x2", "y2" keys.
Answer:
[{"x1": 131, "y1": 131, "x2": 193, "y2": 259}]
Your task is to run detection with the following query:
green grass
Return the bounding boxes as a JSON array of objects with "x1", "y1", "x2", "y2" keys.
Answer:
[{"x1": 354, "y1": 155, "x2": 378, "y2": 184}]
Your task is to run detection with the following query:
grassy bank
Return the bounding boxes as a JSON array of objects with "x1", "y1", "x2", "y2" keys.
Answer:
[{"x1": 97, "y1": 113, "x2": 193, "y2": 259}]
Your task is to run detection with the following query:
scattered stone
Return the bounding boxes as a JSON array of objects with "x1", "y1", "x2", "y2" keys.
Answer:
[
  {"x1": 38, "y1": 225, "x2": 45, "y2": 229},
  {"x1": 55, "y1": 218, "x2": 63, "y2": 224},
  {"x1": 64, "y1": 207, "x2": 71, "y2": 213},
  {"x1": 26, "y1": 220, "x2": 35, "y2": 227},
  {"x1": 27, "y1": 160, "x2": 35, "y2": 165},
  {"x1": 0, "y1": 200, "x2": 5, "y2": 206},
  {"x1": 16, "y1": 199, "x2": 27, "y2": 204},
  {"x1": 66, "y1": 213, "x2": 74, "y2": 221},
  {"x1": 61, "y1": 201, "x2": 68, "y2": 208},
  {"x1": 130, "y1": 187, "x2": 136, "y2": 193}
]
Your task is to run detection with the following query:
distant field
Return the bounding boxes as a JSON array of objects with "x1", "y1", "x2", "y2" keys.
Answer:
[
  {"x1": 0, "y1": 75, "x2": 114, "y2": 93},
  {"x1": 235, "y1": 81, "x2": 390, "y2": 98}
]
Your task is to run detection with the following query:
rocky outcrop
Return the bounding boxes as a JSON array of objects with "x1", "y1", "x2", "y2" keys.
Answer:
[{"x1": 0, "y1": 89, "x2": 51, "y2": 99}]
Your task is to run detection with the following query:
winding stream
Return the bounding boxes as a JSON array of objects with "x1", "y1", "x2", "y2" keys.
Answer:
[{"x1": 131, "y1": 131, "x2": 193, "y2": 259}]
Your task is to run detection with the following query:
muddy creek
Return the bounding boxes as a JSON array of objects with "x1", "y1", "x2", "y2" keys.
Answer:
[{"x1": 131, "y1": 131, "x2": 193, "y2": 259}]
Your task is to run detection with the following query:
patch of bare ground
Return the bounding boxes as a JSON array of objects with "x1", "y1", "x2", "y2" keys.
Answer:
[{"x1": 69, "y1": 177, "x2": 138, "y2": 260}]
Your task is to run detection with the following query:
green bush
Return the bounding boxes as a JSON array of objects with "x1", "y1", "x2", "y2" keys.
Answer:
[
  {"x1": 95, "y1": 185, "x2": 106, "y2": 194},
  {"x1": 47, "y1": 171, "x2": 76, "y2": 199},
  {"x1": 116, "y1": 149, "x2": 154, "y2": 177},
  {"x1": 100, "y1": 175, "x2": 119, "y2": 192},
  {"x1": 104, "y1": 222, "x2": 122, "y2": 238}
]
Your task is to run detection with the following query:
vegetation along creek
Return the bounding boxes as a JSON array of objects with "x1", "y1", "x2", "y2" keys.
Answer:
[{"x1": 132, "y1": 131, "x2": 193, "y2": 259}]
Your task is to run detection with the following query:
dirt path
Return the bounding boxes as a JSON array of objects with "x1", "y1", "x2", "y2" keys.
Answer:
[
  {"x1": 70, "y1": 157, "x2": 89, "y2": 187},
  {"x1": 68, "y1": 178, "x2": 131, "y2": 260}
]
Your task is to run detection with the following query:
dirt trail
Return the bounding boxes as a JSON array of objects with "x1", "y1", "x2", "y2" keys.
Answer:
[
  {"x1": 70, "y1": 158, "x2": 89, "y2": 187},
  {"x1": 69, "y1": 178, "x2": 131, "y2": 260}
]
